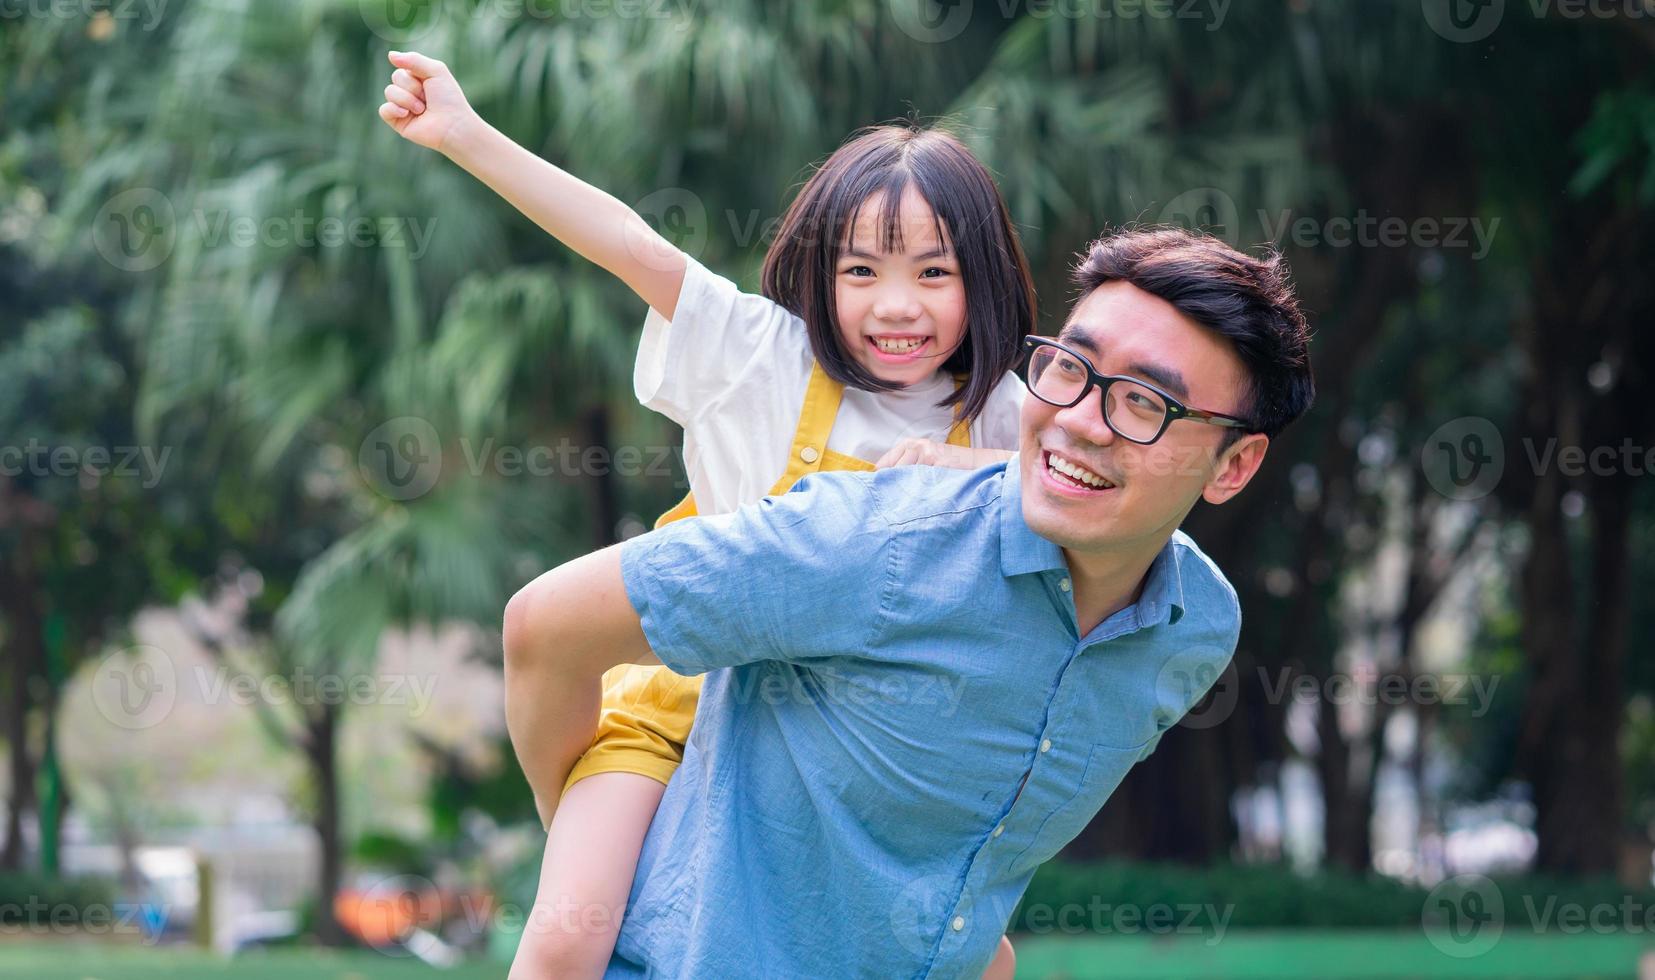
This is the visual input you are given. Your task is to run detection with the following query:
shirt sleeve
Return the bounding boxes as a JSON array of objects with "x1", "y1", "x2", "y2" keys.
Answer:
[
  {"x1": 633, "y1": 255, "x2": 808, "y2": 428},
  {"x1": 618, "y1": 471, "x2": 894, "y2": 676}
]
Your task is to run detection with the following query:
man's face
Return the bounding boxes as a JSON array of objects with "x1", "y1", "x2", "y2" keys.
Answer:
[{"x1": 1019, "y1": 280, "x2": 1269, "y2": 558}]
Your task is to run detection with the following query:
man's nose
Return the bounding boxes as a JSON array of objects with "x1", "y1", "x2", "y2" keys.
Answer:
[{"x1": 1054, "y1": 384, "x2": 1118, "y2": 447}]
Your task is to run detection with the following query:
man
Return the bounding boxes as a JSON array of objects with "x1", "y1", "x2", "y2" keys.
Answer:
[{"x1": 503, "y1": 227, "x2": 1315, "y2": 978}]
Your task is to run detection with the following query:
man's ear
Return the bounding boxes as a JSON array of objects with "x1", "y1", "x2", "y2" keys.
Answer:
[{"x1": 1202, "y1": 433, "x2": 1269, "y2": 505}]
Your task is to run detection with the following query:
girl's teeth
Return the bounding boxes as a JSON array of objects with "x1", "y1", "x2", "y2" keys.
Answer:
[{"x1": 874, "y1": 338, "x2": 923, "y2": 354}]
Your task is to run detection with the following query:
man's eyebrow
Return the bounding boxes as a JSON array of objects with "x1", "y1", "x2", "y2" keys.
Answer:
[
  {"x1": 1056, "y1": 324, "x2": 1100, "y2": 355},
  {"x1": 1057, "y1": 323, "x2": 1192, "y2": 401}
]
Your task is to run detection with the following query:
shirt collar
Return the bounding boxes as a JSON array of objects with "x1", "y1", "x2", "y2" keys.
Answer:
[
  {"x1": 998, "y1": 458, "x2": 1076, "y2": 578},
  {"x1": 1135, "y1": 535, "x2": 1188, "y2": 628},
  {"x1": 998, "y1": 458, "x2": 1188, "y2": 627}
]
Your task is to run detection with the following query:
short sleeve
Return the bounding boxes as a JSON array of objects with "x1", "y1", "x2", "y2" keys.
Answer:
[
  {"x1": 633, "y1": 255, "x2": 808, "y2": 427},
  {"x1": 618, "y1": 471, "x2": 893, "y2": 676}
]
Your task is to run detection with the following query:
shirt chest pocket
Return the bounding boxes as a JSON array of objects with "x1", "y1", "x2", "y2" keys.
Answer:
[{"x1": 1011, "y1": 738, "x2": 1152, "y2": 869}]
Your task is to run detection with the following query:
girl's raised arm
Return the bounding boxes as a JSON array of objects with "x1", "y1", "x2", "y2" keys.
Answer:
[{"x1": 379, "y1": 50, "x2": 687, "y2": 319}]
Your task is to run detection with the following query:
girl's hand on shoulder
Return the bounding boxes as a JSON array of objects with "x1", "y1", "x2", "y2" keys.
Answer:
[
  {"x1": 378, "y1": 50, "x2": 477, "y2": 153},
  {"x1": 876, "y1": 439, "x2": 1011, "y2": 471}
]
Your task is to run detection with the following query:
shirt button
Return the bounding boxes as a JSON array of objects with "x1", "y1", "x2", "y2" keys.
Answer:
[
  {"x1": 1040, "y1": 738, "x2": 1052, "y2": 753},
  {"x1": 800, "y1": 446, "x2": 820, "y2": 463},
  {"x1": 951, "y1": 916, "x2": 965, "y2": 932},
  {"x1": 1059, "y1": 578, "x2": 1071, "y2": 592},
  {"x1": 993, "y1": 823, "x2": 1004, "y2": 837}
]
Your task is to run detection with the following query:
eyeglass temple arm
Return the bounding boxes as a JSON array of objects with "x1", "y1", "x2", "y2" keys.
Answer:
[{"x1": 1178, "y1": 406, "x2": 1251, "y2": 429}]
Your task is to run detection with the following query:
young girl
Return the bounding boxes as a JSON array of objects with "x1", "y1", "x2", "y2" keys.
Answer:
[{"x1": 379, "y1": 50, "x2": 1034, "y2": 979}]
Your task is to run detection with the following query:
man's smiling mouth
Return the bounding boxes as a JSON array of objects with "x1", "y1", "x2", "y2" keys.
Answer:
[{"x1": 1042, "y1": 449, "x2": 1117, "y2": 492}]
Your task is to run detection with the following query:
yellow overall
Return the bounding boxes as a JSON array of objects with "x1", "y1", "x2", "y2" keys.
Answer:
[{"x1": 562, "y1": 362, "x2": 972, "y2": 792}]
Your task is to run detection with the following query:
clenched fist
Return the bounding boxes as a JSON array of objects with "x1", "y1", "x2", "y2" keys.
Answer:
[{"x1": 377, "y1": 50, "x2": 476, "y2": 153}]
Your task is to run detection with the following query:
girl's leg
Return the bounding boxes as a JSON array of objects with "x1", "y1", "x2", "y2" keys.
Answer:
[
  {"x1": 981, "y1": 934, "x2": 1016, "y2": 980},
  {"x1": 509, "y1": 772, "x2": 667, "y2": 980}
]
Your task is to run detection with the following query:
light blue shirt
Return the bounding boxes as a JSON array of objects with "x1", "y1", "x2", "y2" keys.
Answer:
[{"x1": 607, "y1": 459, "x2": 1240, "y2": 979}]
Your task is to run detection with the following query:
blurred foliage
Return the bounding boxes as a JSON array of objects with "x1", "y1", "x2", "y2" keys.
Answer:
[
  {"x1": 1010, "y1": 860, "x2": 1655, "y2": 932},
  {"x1": 3, "y1": 0, "x2": 1653, "y2": 921},
  {"x1": 0, "y1": 872, "x2": 117, "y2": 927}
]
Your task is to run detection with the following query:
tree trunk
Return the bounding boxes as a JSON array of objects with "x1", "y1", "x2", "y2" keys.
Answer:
[
  {"x1": 1528, "y1": 469, "x2": 1632, "y2": 874},
  {"x1": 303, "y1": 699, "x2": 349, "y2": 946},
  {"x1": 1510, "y1": 208, "x2": 1649, "y2": 875},
  {"x1": 1074, "y1": 723, "x2": 1234, "y2": 862},
  {"x1": 0, "y1": 563, "x2": 42, "y2": 872},
  {"x1": 1316, "y1": 694, "x2": 1365, "y2": 872},
  {"x1": 582, "y1": 405, "x2": 623, "y2": 549}
]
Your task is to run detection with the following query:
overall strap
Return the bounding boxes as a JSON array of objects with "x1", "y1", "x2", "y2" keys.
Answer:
[{"x1": 768, "y1": 361, "x2": 847, "y2": 496}]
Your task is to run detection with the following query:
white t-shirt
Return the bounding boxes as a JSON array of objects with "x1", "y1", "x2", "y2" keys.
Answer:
[{"x1": 635, "y1": 256, "x2": 1025, "y2": 516}]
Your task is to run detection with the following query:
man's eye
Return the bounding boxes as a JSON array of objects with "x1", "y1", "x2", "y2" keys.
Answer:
[
  {"x1": 1126, "y1": 391, "x2": 1162, "y2": 414},
  {"x1": 1057, "y1": 357, "x2": 1084, "y2": 375}
]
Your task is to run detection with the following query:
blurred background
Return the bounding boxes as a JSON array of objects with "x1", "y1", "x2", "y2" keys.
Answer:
[{"x1": 3, "y1": 0, "x2": 1654, "y2": 977}]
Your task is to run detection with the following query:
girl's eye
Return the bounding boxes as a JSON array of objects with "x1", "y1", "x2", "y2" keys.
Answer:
[
  {"x1": 920, "y1": 267, "x2": 951, "y2": 279},
  {"x1": 843, "y1": 266, "x2": 874, "y2": 278}
]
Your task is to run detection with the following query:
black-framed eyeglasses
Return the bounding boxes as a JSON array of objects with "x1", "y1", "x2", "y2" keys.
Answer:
[{"x1": 1020, "y1": 336, "x2": 1252, "y2": 445}]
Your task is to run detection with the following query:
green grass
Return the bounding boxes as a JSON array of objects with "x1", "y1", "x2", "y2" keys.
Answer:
[
  {"x1": 1010, "y1": 930, "x2": 1655, "y2": 979},
  {"x1": 0, "y1": 940, "x2": 503, "y2": 979},
  {"x1": 2, "y1": 932, "x2": 1651, "y2": 978}
]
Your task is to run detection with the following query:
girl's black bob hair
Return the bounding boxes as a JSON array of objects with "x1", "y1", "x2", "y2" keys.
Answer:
[{"x1": 760, "y1": 124, "x2": 1037, "y2": 425}]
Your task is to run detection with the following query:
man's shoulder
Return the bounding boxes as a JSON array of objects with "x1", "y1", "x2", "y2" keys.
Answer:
[
  {"x1": 1167, "y1": 528, "x2": 1242, "y2": 636},
  {"x1": 792, "y1": 462, "x2": 1008, "y2": 529}
]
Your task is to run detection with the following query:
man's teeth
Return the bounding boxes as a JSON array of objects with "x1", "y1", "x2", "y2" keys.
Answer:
[
  {"x1": 874, "y1": 337, "x2": 925, "y2": 354},
  {"x1": 1048, "y1": 453, "x2": 1114, "y2": 489}
]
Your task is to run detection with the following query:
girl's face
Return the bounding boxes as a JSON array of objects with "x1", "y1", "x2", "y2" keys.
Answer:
[{"x1": 834, "y1": 186, "x2": 968, "y2": 387}]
